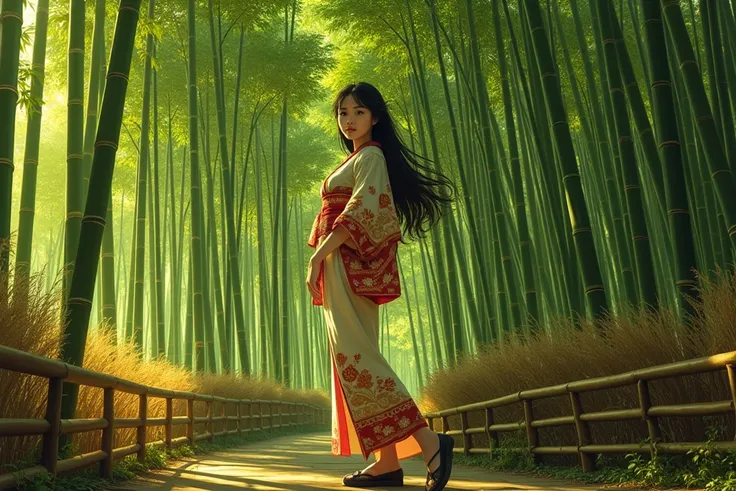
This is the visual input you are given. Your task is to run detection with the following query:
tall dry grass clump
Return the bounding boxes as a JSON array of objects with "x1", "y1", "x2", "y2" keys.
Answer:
[
  {"x1": 416, "y1": 269, "x2": 736, "y2": 453},
  {"x1": 0, "y1": 270, "x2": 329, "y2": 474}
]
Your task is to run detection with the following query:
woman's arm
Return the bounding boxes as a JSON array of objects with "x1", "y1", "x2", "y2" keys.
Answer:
[
  {"x1": 307, "y1": 226, "x2": 354, "y2": 301},
  {"x1": 310, "y1": 225, "x2": 355, "y2": 264}
]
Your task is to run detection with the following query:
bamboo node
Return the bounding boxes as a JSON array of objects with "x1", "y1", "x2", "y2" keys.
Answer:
[
  {"x1": 0, "y1": 85, "x2": 19, "y2": 96},
  {"x1": 107, "y1": 72, "x2": 130, "y2": 81},
  {"x1": 572, "y1": 227, "x2": 591, "y2": 235},
  {"x1": 67, "y1": 297, "x2": 93, "y2": 306},
  {"x1": 633, "y1": 235, "x2": 649, "y2": 241},
  {"x1": 658, "y1": 140, "x2": 680, "y2": 149},
  {"x1": 585, "y1": 285, "x2": 605, "y2": 293},
  {"x1": 710, "y1": 168, "x2": 731, "y2": 178},
  {"x1": 18, "y1": 208, "x2": 34, "y2": 213},
  {"x1": 0, "y1": 158, "x2": 15, "y2": 170},
  {"x1": 668, "y1": 209, "x2": 689, "y2": 215},
  {"x1": 0, "y1": 12, "x2": 22, "y2": 22},
  {"x1": 675, "y1": 280, "x2": 698, "y2": 287},
  {"x1": 95, "y1": 141, "x2": 119, "y2": 150},
  {"x1": 651, "y1": 80, "x2": 671, "y2": 87},
  {"x1": 82, "y1": 215, "x2": 107, "y2": 226},
  {"x1": 66, "y1": 212, "x2": 84, "y2": 219}
]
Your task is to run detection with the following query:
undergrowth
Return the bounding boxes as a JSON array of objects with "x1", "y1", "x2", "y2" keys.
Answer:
[
  {"x1": 5, "y1": 423, "x2": 327, "y2": 491},
  {"x1": 0, "y1": 269, "x2": 330, "y2": 471},
  {"x1": 454, "y1": 424, "x2": 736, "y2": 490}
]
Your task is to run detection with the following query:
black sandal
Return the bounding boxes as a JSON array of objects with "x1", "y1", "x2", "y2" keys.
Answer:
[
  {"x1": 342, "y1": 467, "x2": 404, "y2": 487},
  {"x1": 425, "y1": 433, "x2": 454, "y2": 491}
]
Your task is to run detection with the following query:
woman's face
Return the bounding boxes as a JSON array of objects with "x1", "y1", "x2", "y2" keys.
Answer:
[{"x1": 337, "y1": 94, "x2": 376, "y2": 143}]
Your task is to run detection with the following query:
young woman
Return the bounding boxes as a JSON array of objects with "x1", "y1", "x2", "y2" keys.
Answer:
[{"x1": 307, "y1": 82, "x2": 456, "y2": 490}]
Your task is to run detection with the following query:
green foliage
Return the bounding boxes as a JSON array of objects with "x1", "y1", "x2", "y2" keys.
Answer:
[{"x1": 452, "y1": 424, "x2": 736, "y2": 490}]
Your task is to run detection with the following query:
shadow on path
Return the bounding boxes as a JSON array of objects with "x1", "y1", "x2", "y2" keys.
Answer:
[{"x1": 108, "y1": 432, "x2": 639, "y2": 490}]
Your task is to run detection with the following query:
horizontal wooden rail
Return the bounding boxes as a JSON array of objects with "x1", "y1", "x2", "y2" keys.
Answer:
[
  {"x1": 0, "y1": 345, "x2": 330, "y2": 490},
  {"x1": 424, "y1": 350, "x2": 736, "y2": 472}
]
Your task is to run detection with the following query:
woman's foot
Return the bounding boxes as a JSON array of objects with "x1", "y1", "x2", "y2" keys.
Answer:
[
  {"x1": 424, "y1": 433, "x2": 454, "y2": 491},
  {"x1": 359, "y1": 459, "x2": 401, "y2": 476},
  {"x1": 343, "y1": 461, "x2": 404, "y2": 487},
  {"x1": 423, "y1": 433, "x2": 441, "y2": 473}
]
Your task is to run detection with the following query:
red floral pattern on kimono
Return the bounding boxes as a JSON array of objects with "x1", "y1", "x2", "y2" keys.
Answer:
[
  {"x1": 332, "y1": 349, "x2": 427, "y2": 459},
  {"x1": 308, "y1": 142, "x2": 402, "y2": 307}
]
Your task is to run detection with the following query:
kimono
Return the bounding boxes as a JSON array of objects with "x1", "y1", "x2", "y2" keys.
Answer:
[{"x1": 308, "y1": 141, "x2": 428, "y2": 461}]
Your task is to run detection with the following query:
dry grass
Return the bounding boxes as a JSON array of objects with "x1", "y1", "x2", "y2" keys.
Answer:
[
  {"x1": 0, "y1": 270, "x2": 329, "y2": 474},
  {"x1": 4, "y1": 266, "x2": 736, "y2": 474},
  {"x1": 416, "y1": 268, "x2": 736, "y2": 454}
]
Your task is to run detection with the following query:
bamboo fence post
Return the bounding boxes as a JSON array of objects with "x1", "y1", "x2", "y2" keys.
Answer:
[
  {"x1": 207, "y1": 399, "x2": 214, "y2": 441},
  {"x1": 569, "y1": 391, "x2": 594, "y2": 472},
  {"x1": 137, "y1": 392, "x2": 148, "y2": 463},
  {"x1": 726, "y1": 365, "x2": 736, "y2": 440},
  {"x1": 221, "y1": 399, "x2": 226, "y2": 435},
  {"x1": 249, "y1": 400, "x2": 254, "y2": 432},
  {"x1": 101, "y1": 387, "x2": 115, "y2": 478},
  {"x1": 279, "y1": 401, "x2": 283, "y2": 428},
  {"x1": 637, "y1": 380, "x2": 662, "y2": 457},
  {"x1": 485, "y1": 407, "x2": 499, "y2": 459},
  {"x1": 236, "y1": 400, "x2": 242, "y2": 436},
  {"x1": 165, "y1": 397, "x2": 172, "y2": 449},
  {"x1": 460, "y1": 411, "x2": 471, "y2": 456},
  {"x1": 426, "y1": 416, "x2": 435, "y2": 431},
  {"x1": 523, "y1": 400, "x2": 540, "y2": 465},
  {"x1": 187, "y1": 399, "x2": 194, "y2": 445},
  {"x1": 441, "y1": 415, "x2": 449, "y2": 434},
  {"x1": 259, "y1": 401, "x2": 264, "y2": 430},
  {"x1": 42, "y1": 377, "x2": 63, "y2": 476}
]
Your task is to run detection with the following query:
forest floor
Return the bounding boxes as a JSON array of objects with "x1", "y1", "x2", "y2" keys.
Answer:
[{"x1": 105, "y1": 432, "x2": 678, "y2": 491}]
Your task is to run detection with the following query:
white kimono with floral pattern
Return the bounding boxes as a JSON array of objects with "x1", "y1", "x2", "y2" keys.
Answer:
[{"x1": 309, "y1": 141, "x2": 428, "y2": 461}]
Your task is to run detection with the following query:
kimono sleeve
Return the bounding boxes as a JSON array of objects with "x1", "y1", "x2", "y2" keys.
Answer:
[{"x1": 333, "y1": 150, "x2": 402, "y2": 260}]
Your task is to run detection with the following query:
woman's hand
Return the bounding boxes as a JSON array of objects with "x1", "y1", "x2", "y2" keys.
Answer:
[{"x1": 306, "y1": 256, "x2": 321, "y2": 302}]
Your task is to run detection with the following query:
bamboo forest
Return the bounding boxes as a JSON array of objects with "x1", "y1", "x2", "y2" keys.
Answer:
[{"x1": 1, "y1": 0, "x2": 736, "y2": 489}]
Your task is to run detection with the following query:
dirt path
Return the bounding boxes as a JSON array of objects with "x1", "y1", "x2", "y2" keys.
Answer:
[{"x1": 105, "y1": 432, "x2": 650, "y2": 490}]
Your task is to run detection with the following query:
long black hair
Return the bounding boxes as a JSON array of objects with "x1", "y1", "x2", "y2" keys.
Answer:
[{"x1": 332, "y1": 82, "x2": 456, "y2": 241}]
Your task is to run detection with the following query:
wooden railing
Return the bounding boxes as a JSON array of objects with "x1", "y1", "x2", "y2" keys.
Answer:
[
  {"x1": 424, "y1": 350, "x2": 736, "y2": 472},
  {"x1": 0, "y1": 345, "x2": 330, "y2": 490}
]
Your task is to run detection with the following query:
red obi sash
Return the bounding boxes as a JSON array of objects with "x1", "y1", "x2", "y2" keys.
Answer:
[{"x1": 308, "y1": 189, "x2": 401, "y2": 306}]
